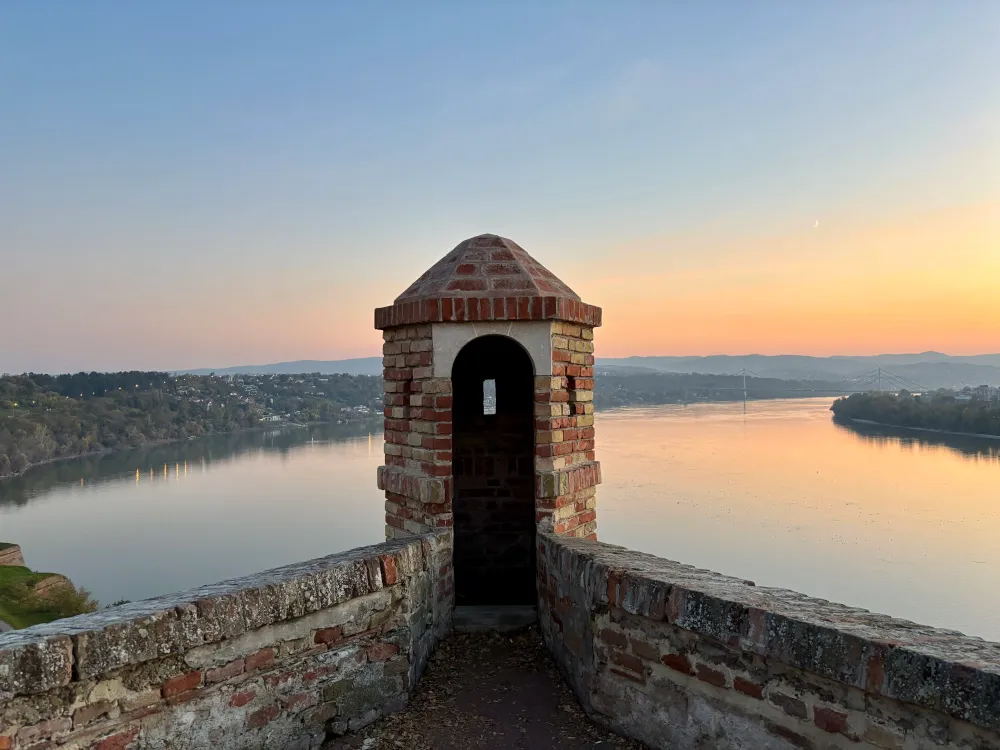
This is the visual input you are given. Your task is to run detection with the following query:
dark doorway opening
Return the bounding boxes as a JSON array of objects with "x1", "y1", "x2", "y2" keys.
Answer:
[{"x1": 452, "y1": 335, "x2": 536, "y2": 606}]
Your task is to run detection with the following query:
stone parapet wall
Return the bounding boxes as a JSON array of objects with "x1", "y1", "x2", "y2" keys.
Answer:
[
  {"x1": 538, "y1": 532, "x2": 1000, "y2": 750},
  {"x1": 0, "y1": 533, "x2": 453, "y2": 750}
]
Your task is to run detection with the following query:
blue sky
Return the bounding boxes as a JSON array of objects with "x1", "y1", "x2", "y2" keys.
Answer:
[{"x1": 2, "y1": 2, "x2": 997, "y2": 372}]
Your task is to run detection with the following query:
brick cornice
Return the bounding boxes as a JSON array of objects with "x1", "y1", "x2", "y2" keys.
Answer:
[{"x1": 375, "y1": 296, "x2": 602, "y2": 330}]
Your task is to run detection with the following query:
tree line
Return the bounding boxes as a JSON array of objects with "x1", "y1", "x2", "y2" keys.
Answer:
[
  {"x1": 830, "y1": 391, "x2": 1000, "y2": 437},
  {"x1": 0, "y1": 371, "x2": 382, "y2": 479},
  {"x1": 593, "y1": 372, "x2": 851, "y2": 409}
]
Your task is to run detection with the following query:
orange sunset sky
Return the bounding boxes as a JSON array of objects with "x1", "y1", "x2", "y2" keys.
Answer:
[{"x1": 1, "y1": 4, "x2": 997, "y2": 372}]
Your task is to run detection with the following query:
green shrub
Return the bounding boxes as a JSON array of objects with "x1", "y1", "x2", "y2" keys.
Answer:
[{"x1": 0, "y1": 567, "x2": 98, "y2": 628}]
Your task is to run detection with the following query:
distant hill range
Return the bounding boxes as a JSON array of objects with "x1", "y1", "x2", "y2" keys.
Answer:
[
  {"x1": 176, "y1": 352, "x2": 1000, "y2": 390},
  {"x1": 177, "y1": 358, "x2": 384, "y2": 377},
  {"x1": 594, "y1": 353, "x2": 1000, "y2": 390}
]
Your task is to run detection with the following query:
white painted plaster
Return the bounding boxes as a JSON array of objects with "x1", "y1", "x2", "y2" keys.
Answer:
[{"x1": 432, "y1": 321, "x2": 553, "y2": 377}]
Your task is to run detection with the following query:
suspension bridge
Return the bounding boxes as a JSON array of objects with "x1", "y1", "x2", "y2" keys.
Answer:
[
  {"x1": 699, "y1": 368, "x2": 931, "y2": 412},
  {"x1": 724, "y1": 367, "x2": 929, "y2": 397}
]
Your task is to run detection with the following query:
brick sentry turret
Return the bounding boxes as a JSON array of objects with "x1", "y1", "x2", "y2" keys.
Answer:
[{"x1": 375, "y1": 234, "x2": 603, "y2": 543}]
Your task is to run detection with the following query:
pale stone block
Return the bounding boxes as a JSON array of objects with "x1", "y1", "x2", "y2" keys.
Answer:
[
  {"x1": 554, "y1": 504, "x2": 578, "y2": 522},
  {"x1": 411, "y1": 421, "x2": 436, "y2": 435},
  {"x1": 535, "y1": 376, "x2": 563, "y2": 390},
  {"x1": 535, "y1": 403, "x2": 563, "y2": 417},
  {"x1": 403, "y1": 519, "x2": 425, "y2": 536}
]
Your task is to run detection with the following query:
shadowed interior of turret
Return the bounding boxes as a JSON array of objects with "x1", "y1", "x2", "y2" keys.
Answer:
[{"x1": 452, "y1": 335, "x2": 536, "y2": 606}]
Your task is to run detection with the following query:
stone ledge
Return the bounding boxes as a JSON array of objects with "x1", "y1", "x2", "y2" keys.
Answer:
[
  {"x1": 536, "y1": 462, "x2": 601, "y2": 499},
  {"x1": 377, "y1": 465, "x2": 449, "y2": 504},
  {"x1": 0, "y1": 534, "x2": 446, "y2": 696},
  {"x1": 540, "y1": 532, "x2": 1000, "y2": 733}
]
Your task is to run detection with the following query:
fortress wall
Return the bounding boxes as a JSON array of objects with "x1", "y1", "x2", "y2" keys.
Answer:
[
  {"x1": 0, "y1": 545, "x2": 25, "y2": 567},
  {"x1": 0, "y1": 532, "x2": 452, "y2": 750},
  {"x1": 538, "y1": 532, "x2": 1000, "y2": 750}
]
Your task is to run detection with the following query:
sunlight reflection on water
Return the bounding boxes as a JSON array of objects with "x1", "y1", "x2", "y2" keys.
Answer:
[{"x1": 1, "y1": 400, "x2": 997, "y2": 641}]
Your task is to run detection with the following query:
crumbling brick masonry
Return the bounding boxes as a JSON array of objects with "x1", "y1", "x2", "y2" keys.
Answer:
[{"x1": 0, "y1": 533, "x2": 452, "y2": 750}]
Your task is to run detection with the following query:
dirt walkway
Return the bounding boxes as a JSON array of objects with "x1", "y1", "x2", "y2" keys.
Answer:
[{"x1": 323, "y1": 627, "x2": 646, "y2": 750}]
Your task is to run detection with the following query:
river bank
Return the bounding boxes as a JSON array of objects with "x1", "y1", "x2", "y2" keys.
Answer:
[
  {"x1": 0, "y1": 418, "x2": 374, "y2": 483},
  {"x1": 847, "y1": 418, "x2": 1000, "y2": 441},
  {"x1": 829, "y1": 391, "x2": 1000, "y2": 443},
  {"x1": 0, "y1": 439, "x2": 182, "y2": 482}
]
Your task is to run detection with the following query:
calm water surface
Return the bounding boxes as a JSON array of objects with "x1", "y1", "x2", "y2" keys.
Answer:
[{"x1": 1, "y1": 399, "x2": 997, "y2": 641}]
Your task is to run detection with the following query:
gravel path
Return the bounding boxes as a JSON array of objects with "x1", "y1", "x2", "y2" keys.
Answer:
[{"x1": 323, "y1": 627, "x2": 646, "y2": 750}]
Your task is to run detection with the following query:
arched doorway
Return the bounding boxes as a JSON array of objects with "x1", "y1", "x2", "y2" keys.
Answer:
[{"x1": 452, "y1": 335, "x2": 536, "y2": 607}]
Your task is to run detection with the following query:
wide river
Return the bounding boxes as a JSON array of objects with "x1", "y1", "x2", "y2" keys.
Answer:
[{"x1": 2, "y1": 398, "x2": 998, "y2": 641}]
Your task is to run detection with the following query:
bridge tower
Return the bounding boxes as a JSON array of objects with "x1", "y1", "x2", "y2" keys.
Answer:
[{"x1": 374, "y1": 234, "x2": 602, "y2": 608}]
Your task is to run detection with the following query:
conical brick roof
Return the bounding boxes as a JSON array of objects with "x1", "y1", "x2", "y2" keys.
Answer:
[
  {"x1": 375, "y1": 234, "x2": 601, "y2": 330},
  {"x1": 395, "y1": 234, "x2": 580, "y2": 303}
]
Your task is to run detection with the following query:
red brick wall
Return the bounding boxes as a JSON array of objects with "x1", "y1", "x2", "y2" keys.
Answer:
[
  {"x1": 379, "y1": 321, "x2": 601, "y2": 543},
  {"x1": 379, "y1": 325, "x2": 453, "y2": 539},
  {"x1": 377, "y1": 320, "x2": 603, "y2": 614},
  {"x1": 535, "y1": 322, "x2": 599, "y2": 538}
]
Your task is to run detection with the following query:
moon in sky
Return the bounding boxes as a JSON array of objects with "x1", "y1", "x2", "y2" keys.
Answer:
[{"x1": 813, "y1": 220, "x2": 819, "y2": 228}]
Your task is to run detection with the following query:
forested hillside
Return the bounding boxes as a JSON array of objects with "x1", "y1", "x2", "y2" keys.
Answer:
[
  {"x1": 0, "y1": 372, "x2": 381, "y2": 478},
  {"x1": 593, "y1": 372, "x2": 850, "y2": 409}
]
